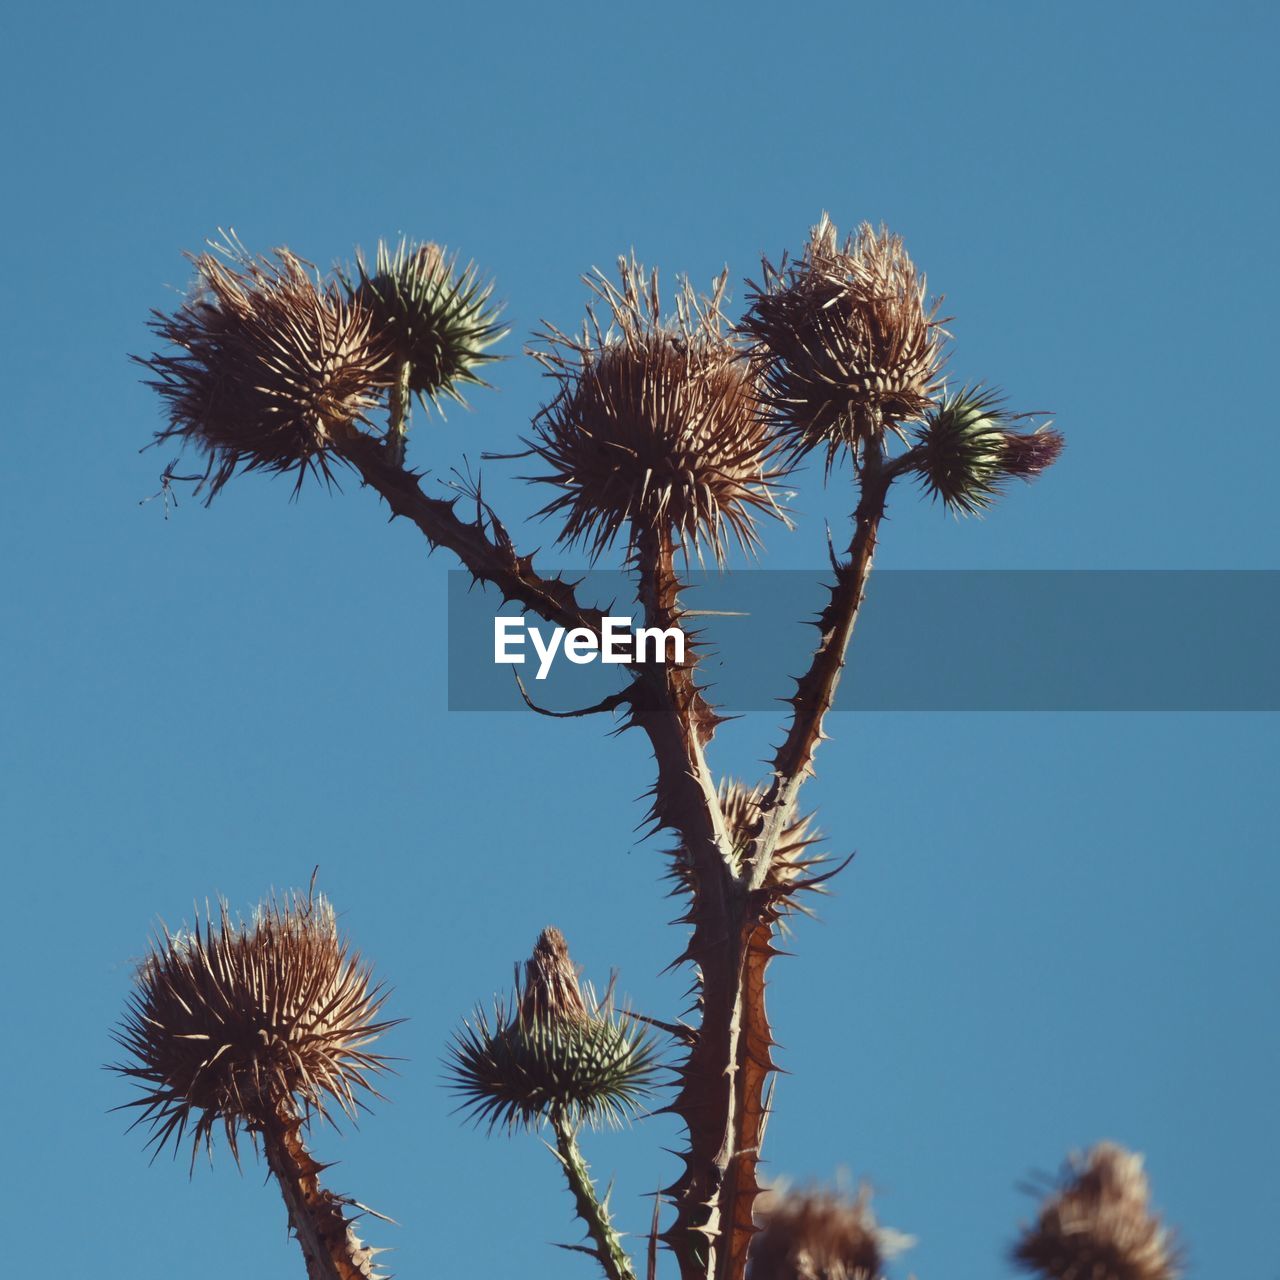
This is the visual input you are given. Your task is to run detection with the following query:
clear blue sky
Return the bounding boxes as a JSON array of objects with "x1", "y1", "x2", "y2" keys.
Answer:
[{"x1": 2, "y1": 3, "x2": 1276, "y2": 1277}]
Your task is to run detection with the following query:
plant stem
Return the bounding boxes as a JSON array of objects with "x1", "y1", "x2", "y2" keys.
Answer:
[
  {"x1": 551, "y1": 1109, "x2": 638, "y2": 1280},
  {"x1": 386, "y1": 359, "x2": 411, "y2": 467},
  {"x1": 259, "y1": 1099, "x2": 384, "y2": 1280}
]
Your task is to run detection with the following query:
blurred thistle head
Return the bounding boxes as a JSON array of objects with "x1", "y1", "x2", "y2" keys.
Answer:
[
  {"x1": 748, "y1": 1184, "x2": 911, "y2": 1280},
  {"x1": 350, "y1": 238, "x2": 506, "y2": 410},
  {"x1": 445, "y1": 926, "x2": 661, "y2": 1133},
  {"x1": 912, "y1": 385, "x2": 1064, "y2": 515},
  {"x1": 741, "y1": 214, "x2": 946, "y2": 468},
  {"x1": 138, "y1": 235, "x2": 391, "y2": 499},
  {"x1": 111, "y1": 890, "x2": 396, "y2": 1165},
  {"x1": 527, "y1": 255, "x2": 789, "y2": 564},
  {"x1": 1013, "y1": 1142, "x2": 1181, "y2": 1280}
]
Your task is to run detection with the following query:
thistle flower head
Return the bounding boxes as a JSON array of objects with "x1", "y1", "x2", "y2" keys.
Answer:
[
  {"x1": 138, "y1": 236, "x2": 391, "y2": 498},
  {"x1": 445, "y1": 926, "x2": 661, "y2": 1133},
  {"x1": 749, "y1": 1185, "x2": 910, "y2": 1280},
  {"x1": 350, "y1": 238, "x2": 506, "y2": 409},
  {"x1": 527, "y1": 256, "x2": 788, "y2": 563},
  {"x1": 111, "y1": 891, "x2": 396, "y2": 1164},
  {"x1": 1013, "y1": 1142, "x2": 1181, "y2": 1280},
  {"x1": 742, "y1": 215, "x2": 946, "y2": 467},
  {"x1": 912, "y1": 386, "x2": 1064, "y2": 515}
]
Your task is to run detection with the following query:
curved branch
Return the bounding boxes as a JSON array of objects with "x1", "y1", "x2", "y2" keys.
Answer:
[
  {"x1": 337, "y1": 433, "x2": 606, "y2": 636},
  {"x1": 512, "y1": 670, "x2": 635, "y2": 719},
  {"x1": 746, "y1": 445, "x2": 909, "y2": 892}
]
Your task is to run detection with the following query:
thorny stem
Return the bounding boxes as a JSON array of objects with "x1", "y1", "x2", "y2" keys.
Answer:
[
  {"x1": 551, "y1": 1109, "x2": 638, "y2": 1280},
  {"x1": 386, "y1": 359, "x2": 411, "y2": 468},
  {"x1": 337, "y1": 435, "x2": 905, "y2": 1280},
  {"x1": 336, "y1": 433, "x2": 606, "y2": 636},
  {"x1": 258, "y1": 1099, "x2": 384, "y2": 1280},
  {"x1": 748, "y1": 439, "x2": 902, "y2": 890}
]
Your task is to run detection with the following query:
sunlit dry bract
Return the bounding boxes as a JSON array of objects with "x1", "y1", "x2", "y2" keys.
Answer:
[
  {"x1": 138, "y1": 237, "x2": 391, "y2": 499},
  {"x1": 528, "y1": 256, "x2": 788, "y2": 563},
  {"x1": 742, "y1": 215, "x2": 946, "y2": 467},
  {"x1": 670, "y1": 780, "x2": 823, "y2": 922}
]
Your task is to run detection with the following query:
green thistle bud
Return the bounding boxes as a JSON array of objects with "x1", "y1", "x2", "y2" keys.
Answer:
[
  {"x1": 445, "y1": 927, "x2": 661, "y2": 1133},
  {"x1": 912, "y1": 387, "x2": 1062, "y2": 515},
  {"x1": 912, "y1": 386, "x2": 1009, "y2": 514},
  {"x1": 351, "y1": 238, "x2": 507, "y2": 411}
]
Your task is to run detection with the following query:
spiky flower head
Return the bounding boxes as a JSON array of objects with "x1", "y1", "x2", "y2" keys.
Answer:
[
  {"x1": 445, "y1": 926, "x2": 661, "y2": 1133},
  {"x1": 111, "y1": 891, "x2": 396, "y2": 1164},
  {"x1": 350, "y1": 238, "x2": 506, "y2": 409},
  {"x1": 138, "y1": 236, "x2": 391, "y2": 498},
  {"x1": 1012, "y1": 1143, "x2": 1181, "y2": 1280},
  {"x1": 691, "y1": 781, "x2": 823, "y2": 907},
  {"x1": 527, "y1": 256, "x2": 788, "y2": 563},
  {"x1": 742, "y1": 215, "x2": 946, "y2": 467},
  {"x1": 749, "y1": 1185, "x2": 911, "y2": 1280},
  {"x1": 912, "y1": 386, "x2": 1064, "y2": 515}
]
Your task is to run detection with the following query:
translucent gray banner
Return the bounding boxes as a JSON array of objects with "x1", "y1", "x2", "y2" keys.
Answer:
[{"x1": 447, "y1": 570, "x2": 1279, "y2": 712}]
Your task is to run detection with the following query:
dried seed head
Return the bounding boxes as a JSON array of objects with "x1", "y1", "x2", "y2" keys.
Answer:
[
  {"x1": 912, "y1": 386, "x2": 1064, "y2": 515},
  {"x1": 350, "y1": 238, "x2": 506, "y2": 409},
  {"x1": 446, "y1": 927, "x2": 660, "y2": 1133},
  {"x1": 742, "y1": 214, "x2": 946, "y2": 467},
  {"x1": 111, "y1": 891, "x2": 396, "y2": 1164},
  {"x1": 138, "y1": 236, "x2": 391, "y2": 498},
  {"x1": 527, "y1": 256, "x2": 788, "y2": 563},
  {"x1": 749, "y1": 1185, "x2": 908, "y2": 1280},
  {"x1": 1013, "y1": 1143, "x2": 1181, "y2": 1280}
]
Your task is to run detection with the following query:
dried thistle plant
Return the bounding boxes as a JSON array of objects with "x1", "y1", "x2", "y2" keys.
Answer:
[
  {"x1": 527, "y1": 256, "x2": 788, "y2": 563},
  {"x1": 742, "y1": 215, "x2": 946, "y2": 467},
  {"x1": 112, "y1": 890, "x2": 397, "y2": 1280},
  {"x1": 1013, "y1": 1143, "x2": 1181, "y2": 1280},
  {"x1": 128, "y1": 218, "x2": 1095, "y2": 1280},
  {"x1": 138, "y1": 236, "x2": 391, "y2": 498}
]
